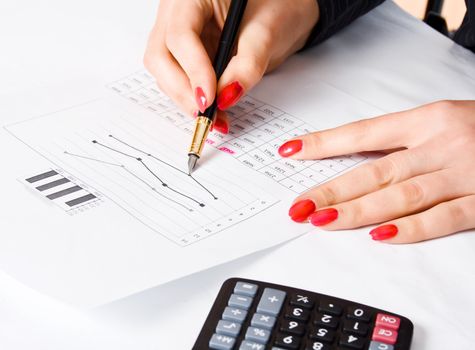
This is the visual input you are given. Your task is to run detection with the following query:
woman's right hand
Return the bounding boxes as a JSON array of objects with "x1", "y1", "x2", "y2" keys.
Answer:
[{"x1": 144, "y1": 0, "x2": 319, "y2": 133}]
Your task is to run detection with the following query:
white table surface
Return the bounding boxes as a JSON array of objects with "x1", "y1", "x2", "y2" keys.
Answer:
[{"x1": 1, "y1": 1, "x2": 475, "y2": 349}]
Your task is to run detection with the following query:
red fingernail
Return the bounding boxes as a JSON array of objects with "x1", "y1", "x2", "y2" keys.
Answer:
[
  {"x1": 309, "y1": 208, "x2": 338, "y2": 226},
  {"x1": 217, "y1": 81, "x2": 244, "y2": 110},
  {"x1": 213, "y1": 117, "x2": 229, "y2": 134},
  {"x1": 288, "y1": 199, "x2": 316, "y2": 223},
  {"x1": 193, "y1": 110, "x2": 198, "y2": 118},
  {"x1": 278, "y1": 140, "x2": 303, "y2": 157},
  {"x1": 370, "y1": 224, "x2": 398, "y2": 241},
  {"x1": 195, "y1": 87, "x2": 207, "y2": 113}
]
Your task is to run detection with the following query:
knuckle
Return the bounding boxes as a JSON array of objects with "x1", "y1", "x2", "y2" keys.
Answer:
[
  {"x1": 254, "y1": 23, "x2": 275, "y2": 53},
  {"x1": 369, "y1": 158, "x2": 398, "y2": 187},
  {"x1": 352, "y1": 118, "x2": 373, "y2": 140},
  {"x1": 318, "y1": 185, "x2": 339, "y2": 206},
  {"x1": 447, "y1": 202, "x2": 467, "y2": 229},
  {"x1": 432, "y1": 100, "x2": 459, "y2": 126},
  {"x1": 406, "y1": 216, "x2": 428, "y2": 242},
  {"x1": 340, "y1": 203, "x2": 364, "y2": 227},
  {"x1": 400, "y1": 181, "x2": 425, "y2": 207},
  {"x1": 306, "y1": 132, "x2": 322, "y2": 152},
  {"x1": 240, "y1": 55, "x2": 268, "y2": 81}
]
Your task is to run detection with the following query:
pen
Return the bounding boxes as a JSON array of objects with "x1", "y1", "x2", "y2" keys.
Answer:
[{"x1": 187, "y1": 0, "x2": 248, "y2": 174}]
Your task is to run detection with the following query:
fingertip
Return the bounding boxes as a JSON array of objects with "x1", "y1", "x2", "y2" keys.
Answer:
[
  {"x1": 213, "y1": 111, "x2": 230, "y2": 134},
  {"x1": 278, "y1": 139, "x2": 303, "y2": 158},
  {"x1": 217, "y1": 81, "x2": 244, "y2": 110},
  {"x1": 369, "y1": 224, "x2": 399, "y2": 241}
]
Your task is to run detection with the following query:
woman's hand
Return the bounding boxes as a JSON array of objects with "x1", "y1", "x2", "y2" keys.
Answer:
[
  {"x1": 144, "y1": 0, "x2": 319, "y2": 133},
  {"x1": 279, "y1": 100, "x2": 475, "y2": 243}
]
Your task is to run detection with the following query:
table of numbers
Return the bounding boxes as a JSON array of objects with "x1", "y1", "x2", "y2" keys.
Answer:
[{"x1": 107, "y1": 71, "x2": 366, "y2": 194}]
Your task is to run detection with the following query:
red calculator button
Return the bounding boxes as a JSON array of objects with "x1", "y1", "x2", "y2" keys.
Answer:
[
  {"x1": 372, "y1": 326, "x2": 398, "y2": 345},
  {"x1": 375, "y1": 313, "x2": 401, "y2": 330}
]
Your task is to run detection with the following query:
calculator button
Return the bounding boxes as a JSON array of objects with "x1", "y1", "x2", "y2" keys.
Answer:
[
  {"x1": 251, "y1": 313, "x2": 276, "y2": 330},
  {"x1": 305, "y1": 341, "x2": 332, "y2": 350},
  {"x1": 285, "y1": 306, "x2": 310, "y2": 321},
  {"x1": 257, "y1": 288, "x2": 286, "y2": 316},
  {"x1": 245, "y1": 326, "x2": 271, "y2": 344},
  {"x1": 313, "y1": 313, "x2": 339, "y2": 329},
  {"x1": 222, "y1": 307, "x2": 247, "y2": 323},
  {"x1": 280, "y1": 320, "x2": 306, "y2": 336},
  {"x1": 309, "y1": 327, "x2": 334, "y2": 343},
  {"x1": 318, "y1": 301, "x2": 342, "y2": 316},
  {"x1": 234, "y1": 282, "x2": 258, "y2": 297},
  {"x1": 274, "y1": 334, "x2": 301, "y2": 349},
  {"x1": 239, "y1": 340, "x2": 266, "y2": 350},
  {"x1": 339, "y1": 334, "x2": 365, "y2": 349},
  {"x1": 216, "y1": 320, "x2": 242, "y2": 337},
  {"x1": 343, "y1": 319, "x2": 368, "y2": 336},
  {"x1": 271, "y1": 348, "x2": 286, "y2": 350},
  {"x1": 347, "y1": 306, "x2": 371, "y2": 322},
  {"x1": 228, "y1": 293, "x2": 253, "y2": 310},
  {"x1": 369, "y1": 341, "x2": 394, "y2": 350},
  {"x1": 209, "y1": 333, "x2": 236, "y2": 350},
  {"x1": 375, "y1": 313, "x2": 401, "y2": 331},
  {"x1": 372, "y1": 327, "x2": 398, "y2": 345},
  {"x1": 290, "y1": 294, "x2": 315, "y2": 309}
]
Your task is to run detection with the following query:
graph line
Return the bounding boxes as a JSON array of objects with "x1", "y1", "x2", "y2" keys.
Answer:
[
  {"x1": 137, "y1": 158, "x2": 204, "y2": 207},
  {"x1": 64, "y1": 151, "x2": 122, "y2": 167},
  {"x1": 92, "y1": 139, "x2": 206, "y2": 207},
  {"x1": 107, "y1": 134, "x2": 218, "y2": 200},
  {"x1": 64, "y1": 151, "x2": 193, "y2": 212}
]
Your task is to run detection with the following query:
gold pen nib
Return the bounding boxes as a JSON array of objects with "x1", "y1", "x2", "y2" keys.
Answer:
[
  {"x1": 188, "y1": 116, "x2": 212, "y2": 173},
  {"x1": 188, "y1": 154, "x2": 199, "y2": 174}
]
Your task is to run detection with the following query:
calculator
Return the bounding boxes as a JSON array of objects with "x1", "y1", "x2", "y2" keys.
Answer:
[{"x1": 192, "y1": 278, "x2": 413, "y2": 350}]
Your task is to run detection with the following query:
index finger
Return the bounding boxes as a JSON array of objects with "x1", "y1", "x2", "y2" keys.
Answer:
[
  {"x1": 166, "y1": 1, "x2": 217, "y2": 111},
  {"x1": 278, "y1": 106, "x2": 426, "y2": 160}
]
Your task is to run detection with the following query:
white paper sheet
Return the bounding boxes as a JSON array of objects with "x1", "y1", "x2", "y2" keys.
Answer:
[
  {"x1": 0, "y1": 68, "x2": 380, "y2": 307},
  {"x1": 0, "y1": 1, "x2": 475, "y2": 349}
]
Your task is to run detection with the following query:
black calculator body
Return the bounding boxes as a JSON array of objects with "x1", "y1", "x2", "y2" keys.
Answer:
[{"x1": 193, "y1": 278, "x2": 413, "y2": 350}]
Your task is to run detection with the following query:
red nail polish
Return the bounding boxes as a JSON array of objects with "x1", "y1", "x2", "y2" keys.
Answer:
[
  {"x1": 192, "y1": 110, "x2": 198, "y2": 118},
  {"x1": 195, "y1": 87, "x2": 207, "y2": 113},
  {"x1": 278, "y1": 140, "x2": 303, "y2": 157},
  {"x1": 217, "y1": 81, "x2": 244, "y2": 110},
  {"x1": 288, "y1": 199, "x2": 316, "y2": 223},
  {"x1": 370, "y1": 224, "x2": 398, "y2": 241},
  {"x1": 309, "y1": 208, "x2": 338, "y2": 226},
  {"x1": 213, "y1": 117, "x2": 229, "y2": 134}
]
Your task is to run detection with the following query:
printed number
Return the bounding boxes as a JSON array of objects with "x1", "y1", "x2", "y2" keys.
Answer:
[
  {"x1": 312, "y1": 342, "x2": 324, "y2": 350},
  {"x1": 283, "y1": 336, "x2": 294, "y2": 344},
  {"x1": 321, "y1": 315, "x2": 332, "y2": 323},
  {"x1": 293, "y1": 308, "x2": 303, "y2": 316},
  {"x1": 289, "y1": 321, "x2": 298, "y2": 329},
  {"x1": 317, "y1": 328, "x2": 328, "y2": 337},
  {"x1": 354, "y1": 309, "x2": 364, "y2": 317}
]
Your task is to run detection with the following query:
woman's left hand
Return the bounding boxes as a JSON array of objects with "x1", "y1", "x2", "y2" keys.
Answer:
[{"x1": 279, "y1": 100, "x2": 475, "y2": 243}]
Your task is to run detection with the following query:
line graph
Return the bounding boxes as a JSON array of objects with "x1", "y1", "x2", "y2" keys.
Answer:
[
  {"x1": 64, "y1": 151, "x2": 194, "y2": 212},
  {"x1": 6, "y1": 98, "x2": 277, "y2": 246},
  {"x1": 90, "y1": 138, "x2": 208, "y2": 207},
  {"x1": 107, "y1": 134, "x2": 218, "y2": 200}
]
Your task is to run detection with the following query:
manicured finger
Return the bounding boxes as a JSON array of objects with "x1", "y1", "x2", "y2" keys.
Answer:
[
  {"x1": 165, "y1": 2, "x2": 216, "y2": 112},
  {"x1": 278, "y1": 107, "x2": 427, "y2": 160},
  {"x1": 144, "y1": 22, "x2": 197, "y2": 117},
  {"x1": 293, "y1": 147, "x2": 445, "y2": 210},
  {"x1": 370, "y1": 194, "x2": 475, "y2": 243},
  {"x1": 213, "y1": 110, "x2": 230, "y2": 134},
  {"x1": 216, "y1": 21, "x2": 274, "y2": 110},
  {"x1": 307, "y1": 168, "x2": 470, "y2": 229}
]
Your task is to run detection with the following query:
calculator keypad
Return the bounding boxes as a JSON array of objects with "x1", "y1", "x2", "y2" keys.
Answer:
[{"x1": 197, "y1": 279, "x2": 412, "y2": 350}]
